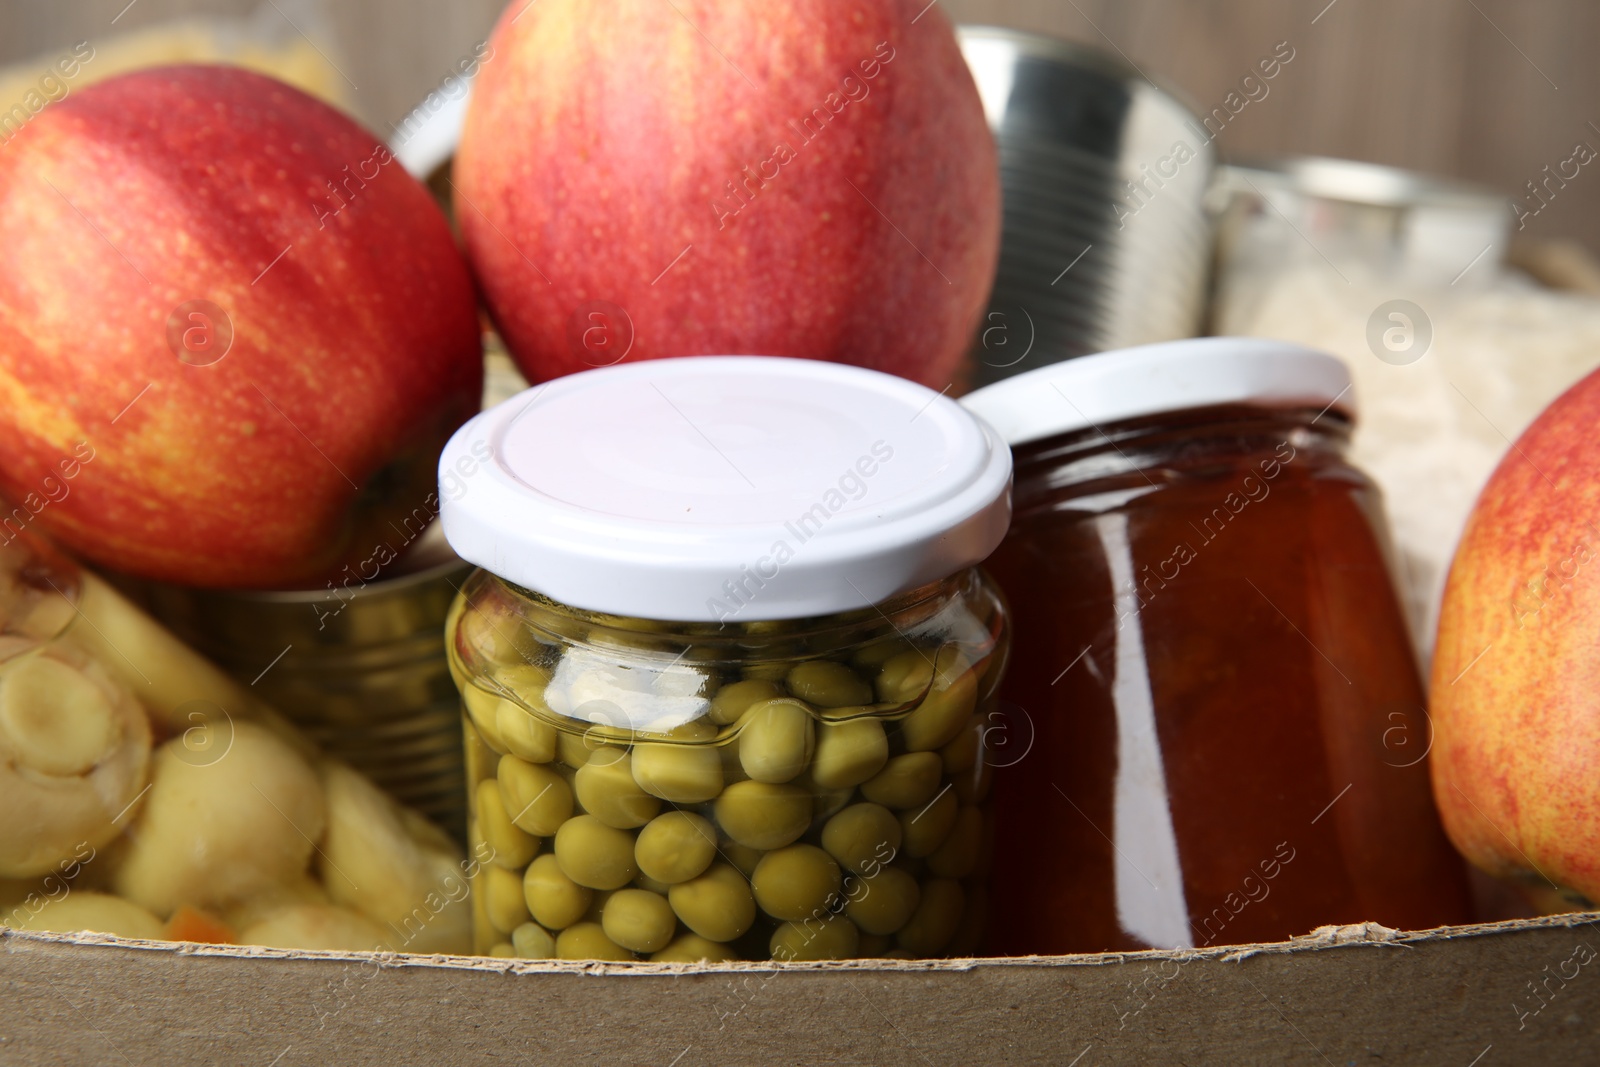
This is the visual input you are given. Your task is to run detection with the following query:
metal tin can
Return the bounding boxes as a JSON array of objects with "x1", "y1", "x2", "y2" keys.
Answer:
[{"x1": 957, "y1": 26, "x2": 1215, "y2": 389}]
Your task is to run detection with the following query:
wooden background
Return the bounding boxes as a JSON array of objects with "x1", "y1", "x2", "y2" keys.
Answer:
[{"x1": 2, "y1": 0, "x2": 1594, "y2": 249}]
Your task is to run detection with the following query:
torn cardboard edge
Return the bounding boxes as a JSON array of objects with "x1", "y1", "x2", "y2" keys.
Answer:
[{"x1": 8, "y1": 908, "x2": 1599, "y2": 976}]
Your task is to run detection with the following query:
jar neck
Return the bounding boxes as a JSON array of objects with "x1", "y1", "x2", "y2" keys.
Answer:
[
  {"x1": 1010, "y1": 404, "x2": 1352, "y2": 508},
  {"x1": 460, "y1": 567, "x2": 984, "y2": 660}
]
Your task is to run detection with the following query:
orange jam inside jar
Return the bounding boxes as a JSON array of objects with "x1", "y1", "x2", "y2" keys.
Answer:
[{"x1": 962, "y1": 339, "x2": 1471, "y2": 954}]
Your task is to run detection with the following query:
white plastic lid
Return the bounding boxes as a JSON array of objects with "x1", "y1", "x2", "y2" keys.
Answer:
[
  {"x1": 438, "y1": 357, "x2": 1012, "y2": 623},
  {"x1": 960, "y1": 337, "x2": 1355, "y2": 447}
]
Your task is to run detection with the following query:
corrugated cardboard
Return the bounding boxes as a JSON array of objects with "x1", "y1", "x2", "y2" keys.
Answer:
[{"x1": 5, "y1": 912, "x2": 1599, "y2": 1064}]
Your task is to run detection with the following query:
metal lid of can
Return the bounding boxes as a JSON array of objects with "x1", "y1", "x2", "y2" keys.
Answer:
[
  {"x1": 438, "y1": 357, "x2": 1012, "y2": 623},
  {"x1": 959, "y1": 337, "x2": 1355, "y2": 447}
]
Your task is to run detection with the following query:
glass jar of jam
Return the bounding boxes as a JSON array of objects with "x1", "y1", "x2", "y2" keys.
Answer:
[
  {"x1": 962, "y1": 338, "x2": 1471, "y2": 954},
  {"x1": 438, "y1": 357, "x2": 1013, "y2": 961}
]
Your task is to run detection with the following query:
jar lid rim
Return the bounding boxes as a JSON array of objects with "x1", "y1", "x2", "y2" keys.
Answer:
[
  {"x1": 439, "y1": 357, "x2": 1012, "y2": 623},
  {"x1": 959, "y1": 338, "x2": 1356, "y2": 447}
]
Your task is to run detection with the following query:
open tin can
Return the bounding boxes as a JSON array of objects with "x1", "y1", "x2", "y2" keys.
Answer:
[{"x1": 1213, "y1": 155, "x2": 1512, "y2": 296}]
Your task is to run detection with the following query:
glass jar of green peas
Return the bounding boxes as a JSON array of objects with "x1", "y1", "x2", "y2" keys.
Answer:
[{"x1": 439, "y1": 357, "x2": 1013, "y2": 962}]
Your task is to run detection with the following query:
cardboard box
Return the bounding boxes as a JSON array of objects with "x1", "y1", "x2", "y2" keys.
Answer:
[{"x1": 5, "y1": 912, "x2": 1599, "y2": 1064}]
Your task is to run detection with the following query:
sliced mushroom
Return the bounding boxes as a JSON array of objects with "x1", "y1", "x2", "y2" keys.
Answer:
[
  {"x1": 0, "y1": 539, "x2": 80, "y2": 642},
  {"x1": 220, "y1": 873, "x2": 332, "y2": 933},
  {"x1": 238, "y1": 902, "x2": 390, "y2": 951},
  {"x1": 317, "y1": 760, "x2": 470, "y2": 955},
  {"x1": 0, "y1": 646, "x2": 151, "y2": 878},
  {"x1": 110, "y1": 719, "x2": 325, "y2": 915},
  {"x1": 13, "y1": 890, "x2": 164, "y2": 940},
  {"x1": 71, "y1": 574, "x2": 313, "y2": 759}
]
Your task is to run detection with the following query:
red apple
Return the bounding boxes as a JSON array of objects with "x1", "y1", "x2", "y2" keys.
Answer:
[
  {"x1": 455, "y1": 0, "x2": 999, "y2": 388},
  {"x1": 0, "y1": 66, "x2": 482, "y2": 588},
  {"x1": 1431, "y1": 364, "x2": 1600, "y2": 907}
]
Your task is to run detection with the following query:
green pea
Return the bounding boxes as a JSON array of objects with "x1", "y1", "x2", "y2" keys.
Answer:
[
  {"x1": 491, "y1": 665, "x2": 557, "y2": 760},
  {"x1": 751, "y1": 844, "x2": 841, "y2": 922},
  {"x1": 770, "y1": 916, "x2": 859, "y2": 961},
  {"x1": 710, "y1": 679, "x2": 783, "y2": 725},
  {"x1": 554, "y1": 815, "x2": 640, "y2": 890},
  {"x1": 738, "y1": 699, "x2": 814, "y2": 784},
  {"x1": 574, "y1": 748, "x2": 660, "y2": 829},
  {"x1": 844, "y1": 867, "x2": 921, "y2": 936},
  {"x1": 457, "y1": 604, "x2": 528, "y2": 670},
  {"x1": 875, "y1": 650, "x2": 933, "y2": 704},
  {"x1": 811, "y1": 718, "x2": 888, "y2": 789},
  {"x1": 497, "y1": 702, "x2": 558, "y2": 764},
  {"x1": 667, "y1": 863, "x2": 756, "y2": 943},
  {"x1": 635, "y1": 811, "x2": 717, "y2": 885},
  {"x1": 896, "y1": 878, "x2": 964, "y2": 956},
  {"x1": 556, "y1": 730, "x2": 593, "y2": 770},
  {"x1": 821, "y1": 803, "x2": 902, "y2": 875},
  {"x1": 475, "y1": 779, "x2": 539, "y2": 869},
  {"x1": 714, "y1": 780, "x2": 812, "y2": 850},
  {"x1": 901, "y1": 786, "x2": 958, "y2": 857},
  {"x1": 859, "y1": 752, "x2": 942, "y2": 810},
  {"x1": 601, "y1": 888, "x2": 678, "y2": 953},
  {"x1": 928, "y1": 806, "x2": 984, "y2": 878},
  {"x1": 494, "y1": 663, "x2": 553, "y2": 691},
  {"x1": 498, "y1": 755, "x2": 573, "y2": 836},
  {"x1": 555, "y1": 921, "x2": 634, "y2": 961},
  {"x1": 631, "y1": 740, "x2": 723, "y2": 804},
  {"x1": 953, "y1": 755, "x2": 994, "y2": 805},
  {"x1": 720, "y1": 739, "x2": 751, "y2": 785},
  {"x1": 483, "y1": 862, "x2": 531, "y2": 934},
  {"x1": 522, "y1": 854, "x2": 592, "y2": 931},
  {"x1": 462, "y1": 685, "x2": 510, "y2": 753},
  {"x1": 464, "y1": 718, "x2": 499, "y2": 788},
  {"x1": 647, "y1": 718, "x2": 718, "y2": 742},
  {"x1": 851, "y1": 637, "x2": 913, "y2": 672},
  {"x1": 511, "y1": 921, "x2": 556, "y2": 959},
  {"x1": 742, "y1": 662, "x2": 792, "y2": 683},
  {"x1": 900, "y1": 648, "x2": 978, "y2": 752},
  {"x1": 786, "y1": 661, "x2": 872, "y2": 708},
  {"x1": 652, "y1": 933, "x2": 740, "y2": 962}
]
